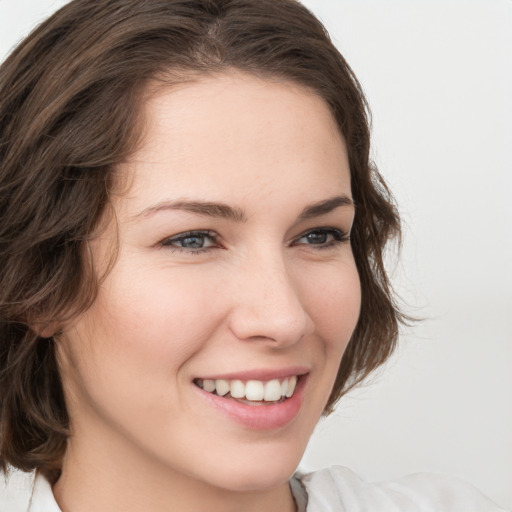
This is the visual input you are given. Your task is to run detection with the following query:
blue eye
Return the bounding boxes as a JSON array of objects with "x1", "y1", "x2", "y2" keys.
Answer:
[
  {"x1": 161, "y1": 231, "x2": 218, "y2": 253},
  {"x1": 295, "y1": 228, "x2": 349, "y2": 248},
  {"x1": 160, "y1": 227, "x2": 349, "y2": 255}
]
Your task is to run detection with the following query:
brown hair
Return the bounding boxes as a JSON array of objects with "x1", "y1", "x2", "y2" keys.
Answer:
[{"x1": 0, "y1": 0, "x2": 403, "y2": 482}]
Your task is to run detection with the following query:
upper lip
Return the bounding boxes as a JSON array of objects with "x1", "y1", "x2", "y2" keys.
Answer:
[{"x1": 195, "y1": 366, "x2": 310, "y2": 382}]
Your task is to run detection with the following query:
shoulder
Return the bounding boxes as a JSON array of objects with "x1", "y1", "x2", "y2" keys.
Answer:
[
  {"x1": 0, "y1": 469, "x2": 34, "y2": 512},
  {"x1": 1, "y1": 468, "x2": 61, "y2": 512},
  {"x1": 294, "y1": 466, "x2": 508, "y2": 512}
]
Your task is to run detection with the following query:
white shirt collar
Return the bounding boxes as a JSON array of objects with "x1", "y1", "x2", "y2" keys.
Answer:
[{"x1": 28, "y1": 472, "x2": 61, "y2": 512}]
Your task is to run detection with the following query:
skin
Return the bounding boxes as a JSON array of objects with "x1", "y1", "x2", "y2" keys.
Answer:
[{"x1": 53, "y1": 70, "x2": 361, "y2": 512}]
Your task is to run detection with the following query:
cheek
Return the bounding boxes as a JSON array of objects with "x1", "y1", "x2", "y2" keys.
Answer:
[
  {"x1": 62, "y1": 263, "x2": 222, "y2": 403},
  {"x1": 93, "y1": 267, "x2": 221, "y2": 366},
  {"x1": 303, "y1": 259, "x2": 361, "y2": 351}
]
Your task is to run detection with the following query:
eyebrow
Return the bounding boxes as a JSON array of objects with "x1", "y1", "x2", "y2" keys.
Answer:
[
  {"x1": 134, "y1": 200, "x2": 247, "y2": 222},
  {"x1": 133, "y1": 194, "x2": 353, "y2": 222},
  {"x1": 298, "y1": 195, "x2": 354, "y2": 220}
]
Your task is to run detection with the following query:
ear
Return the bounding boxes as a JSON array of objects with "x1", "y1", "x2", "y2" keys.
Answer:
[
  {"x1": 25, "y1": 302, "x2": 64, "y2": 338},
  {"x1": 37, "y1": 324, "x2": 60, "y2": 339},
  {"x1": 28, "y1": 318, "x2": 61, "y2": 339}
]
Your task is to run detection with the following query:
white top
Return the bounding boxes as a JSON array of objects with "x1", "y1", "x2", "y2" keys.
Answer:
[
  {"x1": 1, "y1": 466, "x2": 508, "y2": 511},
  {"x1": 290, "y1": 467, "x2": 508, "y2": 511}
]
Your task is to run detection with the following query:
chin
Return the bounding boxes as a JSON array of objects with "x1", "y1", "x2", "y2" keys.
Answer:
[
  {"x1": 217, "y1": 463, "x2": 299, "y2": 493},
  {"x1": 199, "y1": 444, "x2": 305, "y2": 493}
]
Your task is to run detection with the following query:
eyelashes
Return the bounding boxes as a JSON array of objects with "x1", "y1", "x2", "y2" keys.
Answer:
[
  {"x1": 159, "y1": 227, "x2": 350, "y2": 255},
  {"x1": 160, "y1": 230, "x2": 219, "y2": 254},
  {"x1": 294, "y1": 227, "x2": 350, "y2": 248}
]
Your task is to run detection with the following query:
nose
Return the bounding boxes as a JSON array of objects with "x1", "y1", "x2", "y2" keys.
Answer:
[{"x1": 227, "y1": 250, "x2": 313, "y2": 348}]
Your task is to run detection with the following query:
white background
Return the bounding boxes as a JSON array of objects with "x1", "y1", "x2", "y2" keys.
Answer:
[{"x1": 1, "y1": 0, "x2": 511, "y2": 509}]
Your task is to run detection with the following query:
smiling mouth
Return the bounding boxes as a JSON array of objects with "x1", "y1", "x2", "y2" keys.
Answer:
[{"x1": 193, "y1": 376, "x2": 298, "y2": 405}]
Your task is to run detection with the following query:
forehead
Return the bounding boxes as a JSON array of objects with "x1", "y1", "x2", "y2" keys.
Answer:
[{"x1": 115, "y1": 71, "x2": 350, "y2": 213}]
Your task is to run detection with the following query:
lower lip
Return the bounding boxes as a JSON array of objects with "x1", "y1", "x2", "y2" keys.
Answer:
[{"x1": 194, "y1": 376, "x2": 307, "y2": 430}]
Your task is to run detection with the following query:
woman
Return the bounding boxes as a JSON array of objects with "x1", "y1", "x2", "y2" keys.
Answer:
[{"x1": 0, "y1": 1, "x2": 506, "y2": 510}]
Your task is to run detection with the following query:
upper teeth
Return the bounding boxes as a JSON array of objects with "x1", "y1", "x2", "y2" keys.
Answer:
[{"x1": 197, "y1": 376, "x2": 298, "y2": 402}]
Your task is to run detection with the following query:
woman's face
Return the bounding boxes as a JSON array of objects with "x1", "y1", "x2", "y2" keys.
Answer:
[{"x1": 57, "y1": 71, "x2": 361, "y2": 493}]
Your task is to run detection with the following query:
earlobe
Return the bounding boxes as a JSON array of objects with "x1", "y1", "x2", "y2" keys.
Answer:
[
  {"x1": 29, "y1": 320, "x2": 60, "y2": 339},
  {"x1": 26, "y1": 307, "x2": 63, "y2": 339}
]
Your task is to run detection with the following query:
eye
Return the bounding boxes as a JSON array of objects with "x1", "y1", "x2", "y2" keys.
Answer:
[
  {"x1": 160, "y1": 230, "x2": 219, "y2": 253},
  {"x1": 294, "y1": 227, "x2": 349, "y2": 249}
]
